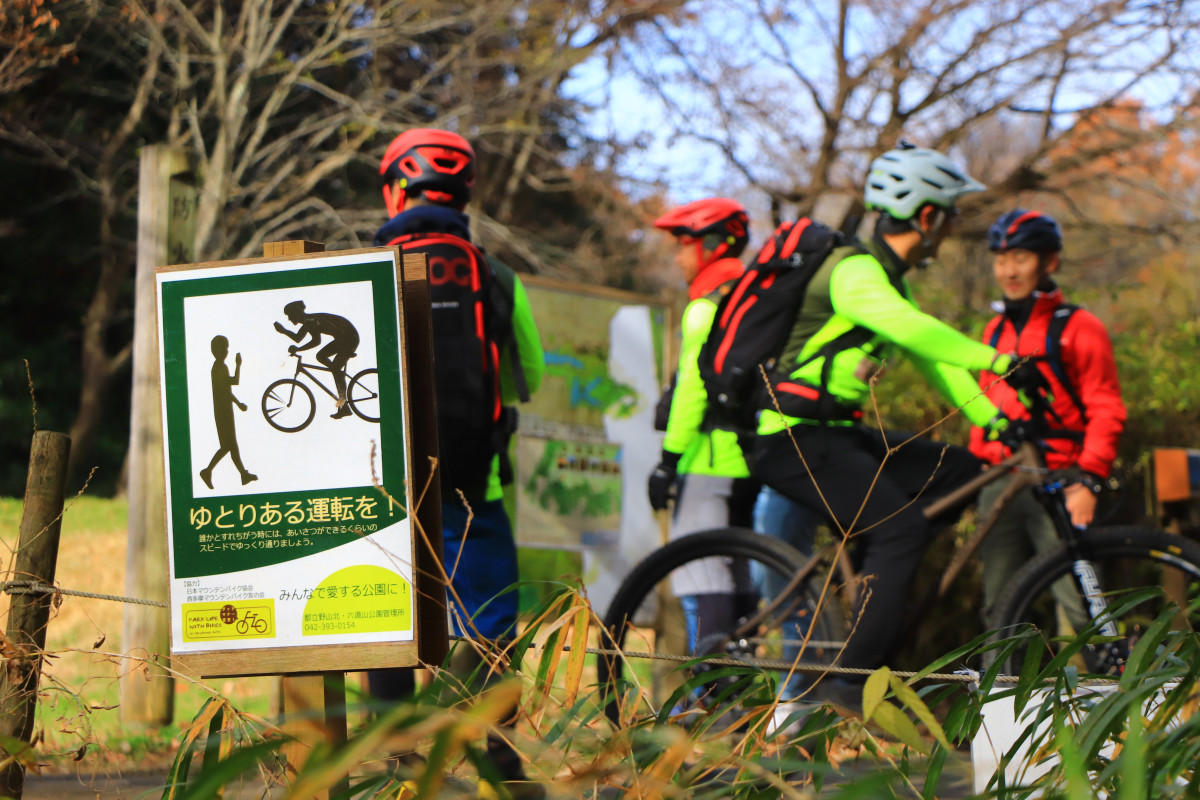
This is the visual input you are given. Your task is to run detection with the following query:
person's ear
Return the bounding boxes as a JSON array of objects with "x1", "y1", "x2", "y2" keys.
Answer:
[
  {"x1": 917, "y1": 204, "x2": 937, "y2": 234},
  {"x1": 1044, "y1": 253, "x2": 1060, "y2": 275},
  {"x1": 383, "y1": 181, "x2": 408, "y2": 217}
]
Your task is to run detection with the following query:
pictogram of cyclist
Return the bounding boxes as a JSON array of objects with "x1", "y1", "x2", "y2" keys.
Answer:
[{"x1": 273, "y1": 300, "x2": 361, "y2": 419}]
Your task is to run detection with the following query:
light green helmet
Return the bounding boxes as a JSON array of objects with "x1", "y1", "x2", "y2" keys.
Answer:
[{"x1": 864, "y1": 142, "x2": 986, "y2": 220}]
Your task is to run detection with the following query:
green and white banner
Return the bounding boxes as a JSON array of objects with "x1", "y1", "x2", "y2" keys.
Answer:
[{"x1": 157, "y1": 250, "x2": 414, "y2": 653}]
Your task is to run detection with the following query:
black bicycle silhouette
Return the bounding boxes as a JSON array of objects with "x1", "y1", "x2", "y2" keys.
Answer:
[
  {"x1": 261, "y1": 353, "x2": 380, "y2": 432},
  {"x1": 235, "y1": 610, "x2": 269, "y2": 635}
]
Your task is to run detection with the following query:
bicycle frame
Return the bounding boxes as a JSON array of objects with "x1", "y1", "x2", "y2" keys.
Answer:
[
  {"x1": 743, "y1": 439, "x2": 1124, "y2": 656},
  {"x1": 288, "y1": 353, "x2": 346, "y2": 400}
]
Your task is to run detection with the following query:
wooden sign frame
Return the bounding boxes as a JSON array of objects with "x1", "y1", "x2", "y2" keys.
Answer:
[{"x1": 155, "y1": 246, "x2": 445, "y2": 678}]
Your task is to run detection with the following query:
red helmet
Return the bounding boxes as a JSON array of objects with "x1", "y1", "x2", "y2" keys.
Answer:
[
  {"x1": 653, "y1": 198, "x2": 750, "y2": 265},
  {"x1": 379, "y1": 128, "x2": 476, "y2": 216}
]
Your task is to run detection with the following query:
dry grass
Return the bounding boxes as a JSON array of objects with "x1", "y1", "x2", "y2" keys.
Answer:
[{"x1": 0, "y1": 496, "x2": 278, "y2": 775}]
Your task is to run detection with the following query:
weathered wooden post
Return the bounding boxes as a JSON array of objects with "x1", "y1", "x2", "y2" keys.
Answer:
[
  {"x1": 123, "y1": 145, "x2": 197, "y2": 727},
  {"x1": 0, "y1": 431, "x2": 71, "y2": 799}
]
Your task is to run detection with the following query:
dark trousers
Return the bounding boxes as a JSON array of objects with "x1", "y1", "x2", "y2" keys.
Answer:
[{"x1": 752, "y1": 424, "x2": 982, "y2": 672}]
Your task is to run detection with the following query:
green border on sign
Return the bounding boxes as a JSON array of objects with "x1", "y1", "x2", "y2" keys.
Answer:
[{"x1": 160, "y1": 260, "x2": 406, "y2": 579}]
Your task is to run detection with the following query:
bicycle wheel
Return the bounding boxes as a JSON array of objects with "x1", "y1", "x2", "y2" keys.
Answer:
[
  {"x1": 347, "y1": 368, "x2": 380, "y2": 422},
  {"x1": 262, "y1": 379, "x2": 316, "y2": 432},
  {"x1": 992, "y1": 526, "x2": 1200, "y2": 675},
  {"x1": 598, "y1": 527, "x2": 846, "y2": 726}
]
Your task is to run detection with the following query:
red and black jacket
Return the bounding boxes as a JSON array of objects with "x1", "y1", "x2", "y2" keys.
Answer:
[{"x1": 968, "y1": 287, "x2": 1126, "y2": 477}]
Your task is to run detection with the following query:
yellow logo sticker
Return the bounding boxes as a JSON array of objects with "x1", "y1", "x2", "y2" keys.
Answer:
[
  {"x1": 302, "y1": 565, "x2": 412, "y2": 636},
  {"x1": 182, "y1": 600, "x2": 276, "y2": 642}
]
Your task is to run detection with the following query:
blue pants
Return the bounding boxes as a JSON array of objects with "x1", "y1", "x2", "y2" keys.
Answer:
[
  {"x1": 753, "y1": 484, "x2": 819, "y2": 699},
  {"x1": 441, "y1": 498, "x2": 520, "y2": 640},
  {"x1": 366, "y1": 497, "x2": 519, "y2": 702}
]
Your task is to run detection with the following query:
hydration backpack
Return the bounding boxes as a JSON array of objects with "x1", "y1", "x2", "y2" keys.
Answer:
[
  {"x1": 390, "y1": 231, "x2": 528, "y2": 498},
  {"x1": 697, "y1": 218, "x2": 846, "y2": 432}
]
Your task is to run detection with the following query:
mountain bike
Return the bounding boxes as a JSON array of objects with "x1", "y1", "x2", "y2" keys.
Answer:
[
  {"x1": 599, "y1": 408, "x2": 1200, "y2": 724},
  {"x1": 261, "y1": 353, "x2": 380, "y2": 432}
]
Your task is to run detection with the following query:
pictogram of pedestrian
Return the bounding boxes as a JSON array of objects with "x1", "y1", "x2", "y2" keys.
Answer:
[
  {"x1": 199, "y1": 335, "x2": 258, "y2": 490},
  {"x1": 273, "y1": 300, "x2": 361, "y2": 419}
]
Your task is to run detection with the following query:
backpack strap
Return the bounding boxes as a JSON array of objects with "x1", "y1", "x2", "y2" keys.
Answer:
[
  {"x1": 1045, "y1": 303, "x2": 1085, "y2": 421},
  {"x1": 986, "y1": 317, "x2": 1006, "y2": 350},
  {"x1": 782, "y1": 241, "x2": 874, "y2": 422},
  {"x1": 485, "y1": 256, "x2": 531, "y2": 404},
  {"x1": 988, "y1": 304, "x2": 1085, "y2": 423}
]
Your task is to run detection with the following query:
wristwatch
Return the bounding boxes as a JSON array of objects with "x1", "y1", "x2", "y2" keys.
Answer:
[{"x1": 1078, "y1": 471, "x2": 1105, "y2": 495}]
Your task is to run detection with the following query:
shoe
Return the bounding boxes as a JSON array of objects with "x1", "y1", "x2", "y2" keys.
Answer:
[
  {"x1": 241, "y1": 472, "x2": 258, "y2": 485},
  {"x1": 199, "y1": 468, "x2": 213, "y2": 489},
  {"x1": 483, "y1": 733, "x2": 546, "y2": 800},
  {"x1": 478, "y1": 780, "x2": 546, "y2": 800},
  {"x1": 331, "y1": 405, "x2": 353, "y2": 419}
]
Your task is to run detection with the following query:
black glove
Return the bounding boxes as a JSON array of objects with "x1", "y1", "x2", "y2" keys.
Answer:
[
  {"x1": 984, "y1": 413, "x2": 1037, "y2": 450},
  {"x1": 647, "y1": 451, "x2": 682, "y2": 511},
  {"x1": 993, "y1": 353, "x2": 1051, "y2": 406}
]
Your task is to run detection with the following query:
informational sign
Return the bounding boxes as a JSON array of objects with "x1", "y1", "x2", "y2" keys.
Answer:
[
  {"x1": 515, "y1": 276, "x2": 674, "y2": 617},
  {"x1": 516, "y1": 277, "x2": 670, "y2": 552},
  {"x1": 156, "y1": 248, "x2": 431, "y2": 676}
]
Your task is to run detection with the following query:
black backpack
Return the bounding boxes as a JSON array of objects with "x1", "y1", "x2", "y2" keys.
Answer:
[
  {"x1": 697, "y1": 218, "x2": 846, "y2": 432},
  {"x1": 390, "y1": 231, "x2": 528, "y2": 498}
]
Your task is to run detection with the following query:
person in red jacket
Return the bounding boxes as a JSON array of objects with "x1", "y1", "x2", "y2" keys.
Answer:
[{"x1": 969, "y1": 209, "x2": 1127, "y2": 620}]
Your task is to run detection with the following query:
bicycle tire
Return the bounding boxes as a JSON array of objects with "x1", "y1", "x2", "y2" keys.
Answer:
[
  {"x1": 992, "y1": 526, "x2": 1200, "y2": 675},
  {"x1": 347, "y1": 368, "x2": 380, "y2": 422},
  {"x1": 262, "y1": 379, "x2": 316, "y2": 432},
  {"x1": 598, "y1": 527, "x2": 845, "y2": 727}
]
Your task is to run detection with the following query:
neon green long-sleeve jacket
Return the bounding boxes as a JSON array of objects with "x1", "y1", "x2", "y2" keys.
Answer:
[
  {"x1": 758, "y1": 240, "x2": 1000, "y2": 435},
  {"x1": 664, "y1": 287, "x2": 749, "y2": 478},
  {"x1": 485, "y1": 267, "x2": 545, "y2": 501}
]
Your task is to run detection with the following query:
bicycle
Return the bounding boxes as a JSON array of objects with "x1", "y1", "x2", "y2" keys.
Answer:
[
  {"x1": 599, "y1": 403, "x2": 1200, "y2": 724},
  {"x1": 235, "y1": 611, "x2": 269, "y2": 635},
  {"x1": 261, "y1": 353, "x2": 380, "y2": 432}
]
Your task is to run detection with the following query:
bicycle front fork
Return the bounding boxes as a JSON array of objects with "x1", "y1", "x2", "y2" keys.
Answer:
[{"x1": 1039, "y1": 480, "x2": 1128, "y2": 671}]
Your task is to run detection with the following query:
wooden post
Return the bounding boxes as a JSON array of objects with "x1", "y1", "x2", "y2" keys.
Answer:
[
  {"x1": 123, "y1": 146, "x2": 197, "y2": 727},
  {"x1": 264, "y1": 241, "x2": 349, "y2": 799},
  {"x1": 0, "y1": 432, "x2": 71, "y2": 799},
  {"x1": 398, "y1": 253, "x2": 448, "y2": 668}
]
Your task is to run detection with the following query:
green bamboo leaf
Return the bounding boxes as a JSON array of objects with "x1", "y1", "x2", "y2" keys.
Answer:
[
  {"x1": 1121, "y1": 601, "x2": 1177, "y2": 684},
  {"x1": 161, "y1": 697, "x2": 227, "y2": 800},
  {"x1": 1063, "y1": 664, "x2": 1078, "y2": 695},
  {"x1": 1075, "y1": 680, "x2": 1167, "y2": 763},
  {"x1": 862, "y1": 666, "x2": 890, "y2": 721},
  {"x1": 171, "y1": 740, "x2": 283, "y2": 800},
  {"x1": 920, "y1": 745, "x2": 947, "y2": 800},
  {"x1": 889, "y1": 675, "x2": 950, "y2": 751},
  {"x1": 1014, "y1": 635, "x2": 1045, "y2": 716},
  {"x1": 1056, "y1": 724, "x2": 1094, "y2": 800},
  {"x1": 1118, "y1": 708, "x2": 1146, "y2": 800},
  {"x1": 908, "y1": 628, "x2": 997, "y2": 682},
  {"x1": 870, "y1": 700, "x2": 929, "y2": 755}
]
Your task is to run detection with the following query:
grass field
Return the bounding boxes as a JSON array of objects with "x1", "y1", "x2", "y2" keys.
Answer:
[{"x1": 0, "y1": 495, "x2": 280, "y2": 774}]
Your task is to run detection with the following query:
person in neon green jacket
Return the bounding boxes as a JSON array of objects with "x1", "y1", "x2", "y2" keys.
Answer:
[
  {"x1": 648, "y1": 197, "x2": 763, "y2": 655},
  {"x1": 754, "y1": 143, "x2": 1039, "y2": 717}
]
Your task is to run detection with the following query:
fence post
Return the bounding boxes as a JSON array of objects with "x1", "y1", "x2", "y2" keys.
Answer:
[
  {"x1": 0, "y1": 431, "x2": 72, "y2": 799},
  {"x1": 123, "y1": 145, "x2": 197, "y2": 728}
]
